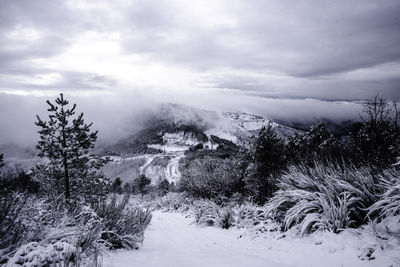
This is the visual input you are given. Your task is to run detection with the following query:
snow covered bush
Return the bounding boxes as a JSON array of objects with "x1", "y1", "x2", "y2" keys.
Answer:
[
  {"x1": 193, "y1": 200, "x2": 221, "y2": 226},
  {"x1": 0, "y1": 194, "x2": 105, "y2": 266},
  {"x1": 153, "y1": 192, "x2": 193, "y2": 212},
  {"x1": 180, "y1": 156, "x2": 244, "y2": 199},
  {"x1": 219, "y1": 208, "x2": 235, "y2": 229},
  {"x1": 192, "y1": 200, "x2": 234, "y2": 229},
  {"x1": 1, "y1": 192, "x2": 153, "y2": 265},
  {"x1": 234, "y1": 203, "x2": 270, "y2": 228},
  {"x1": 6, "y1": 241, "x2": 79, "y2": 267},
  {"x1": 90, "y1": 194, "x2": 152, "y2": 249},
  {"x1": 266, "y1": 163, "x2": 385, "y2": 235}
]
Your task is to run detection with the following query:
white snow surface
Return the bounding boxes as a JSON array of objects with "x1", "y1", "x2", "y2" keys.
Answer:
[
  {"x1": 104, "y1": 211, "x2": 398, "y2": 267},
  {"x1": 104, "y1": 211, "x2": 287, "y2": 267}
]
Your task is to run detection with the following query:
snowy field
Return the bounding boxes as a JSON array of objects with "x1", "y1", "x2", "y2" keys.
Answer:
[{"x1": 104, "y1": 211, "x2": 399, "y2": 267}]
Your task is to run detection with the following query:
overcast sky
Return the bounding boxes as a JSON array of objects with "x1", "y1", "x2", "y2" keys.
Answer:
[{"x1": 1, "y1": 0, "x2": 400, "y2": 144}]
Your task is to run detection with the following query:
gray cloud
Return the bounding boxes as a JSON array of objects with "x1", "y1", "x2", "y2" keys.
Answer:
[
  {"x1": 1, "y1": 0, "x2": 399, "y2": 98},
  {"x1": 0, "y1": 0, "x2": 399, "y2": 146},
  {"x1": 121, "y1": 1, "x2": 400, "y2": 76}
]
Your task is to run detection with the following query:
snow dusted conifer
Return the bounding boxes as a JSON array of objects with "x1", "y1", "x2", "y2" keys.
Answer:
[
  {"x1": 0, "y1": 153, "x2": 4, "y2": 168},
  {"x1": 245, "y1": 124, "x2": 286, "y2": 204},
  {"x1": 34, "y1": 93, "x2": 108, "y2": 201},
  {"x1": 135, "y1": 175, "x2": 151, "y2": 196},
  {"x1": 356, "y1": 95, "x2": 400, "y2": 167}
]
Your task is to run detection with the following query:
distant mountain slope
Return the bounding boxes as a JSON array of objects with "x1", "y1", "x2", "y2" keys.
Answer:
[
  {"x1": 101, "y1": 103, "x2": 301, "y2": 156},
  {"x1": 206, "y1": 111, "x2": 300, "y2": 146}
]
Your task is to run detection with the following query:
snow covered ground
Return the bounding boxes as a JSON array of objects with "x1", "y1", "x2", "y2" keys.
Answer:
[
  {"x1": 103, "y1": 211, "x2": 398, "y2": 267},
  {"x1": 103, "y1": 211, "x2": 287, "y2": 267}
]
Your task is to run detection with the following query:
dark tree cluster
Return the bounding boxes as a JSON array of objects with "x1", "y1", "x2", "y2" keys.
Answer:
[
  {"x1": 244, "y1": 125, "x2": 287, "y2": 204},
  {"x1": 0, "y1": 160, "x2": 39, "y2": 194},
  {"x1": 180, "y1": 156, "x2": 245, "y2": 199}
]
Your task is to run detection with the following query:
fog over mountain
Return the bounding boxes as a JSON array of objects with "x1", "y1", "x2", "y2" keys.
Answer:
[{"x1": 0, "y1": 92, "x2": 363, "y2": 146}]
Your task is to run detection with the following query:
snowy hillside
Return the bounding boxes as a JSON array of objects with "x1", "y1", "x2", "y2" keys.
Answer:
[
  {"x1": 101, "y1": 103, "x2": 301, "y2": 185},
  {"x1": 206, "y1": 111, "x2": 300, "y2": 146},
  {"x1": 156, "y1": 103, "x2": 300, "y2": 146}
]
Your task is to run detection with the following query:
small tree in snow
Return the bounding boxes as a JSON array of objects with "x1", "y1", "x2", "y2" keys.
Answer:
[
  {"x1": 0, "y1": 154, "x2": 4, "y2": 168},
  {"x1": 135, "y1": 175, "x2": 151, "y2": 196},
  {"x1": 158, "y1": 179, "x2": 170, "y2": 196},
  {"x1": 245, "y1": 125, "x2": 286, "y2": 204},
  {"x1": 355, "y1": 95, "x2": 400, "y2": 167},
  {"x1": 112, "y1": 177, "x2": 123, "y2": 194},
  {"x1": 34, "y1": 93, "x2": 108, "y2": 202}
]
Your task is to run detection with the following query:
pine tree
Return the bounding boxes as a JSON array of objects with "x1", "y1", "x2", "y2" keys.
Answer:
[
  {"x1": 34, "y1": 93, "x2": 108, "y2": 201},
  {"x1": 245, "y1": 124, "x2": 286, "y2": 204},
  {"x1": 355, "y1": 96, "x2": 400, "y2": 168},
  {"x1": 135, "y1": 175, "x2": 151, "y2": 197},
  {"x1": 158, "y1": 179, "x2": 170, "y2": 196},
  {"x1": 0, "y1": 154, "x2": 4, "y2": 168},
  {"x1": 112, "y1": 177, "x2": 123, "y2": 194}
]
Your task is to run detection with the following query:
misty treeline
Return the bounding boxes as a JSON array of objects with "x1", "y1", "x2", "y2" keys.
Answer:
[
  {"x1": 0, "y1": 94, "x2": 152, "y2": 266},
  {"x1": 179, "y1": 95, "x2": 400, "y2": 235}
]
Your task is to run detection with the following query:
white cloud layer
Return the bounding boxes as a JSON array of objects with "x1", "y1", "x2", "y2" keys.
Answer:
[{"x1": 0, "y1": 0, "x2": 399, "y2": 99}]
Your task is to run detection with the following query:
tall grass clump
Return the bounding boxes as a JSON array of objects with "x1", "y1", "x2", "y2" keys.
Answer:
[
  {"x1": 90, "y1": 195, "x2": 152, "y2": 249},
  {"x1": 367, "y1": 171, "x2": 400, "y2": 221},
  {"x1": 0, "y1": 193, "x2": 30, "y2": 257},
  {"x1": 266, "y1": 163, "x2": 386, "y2": 235}
]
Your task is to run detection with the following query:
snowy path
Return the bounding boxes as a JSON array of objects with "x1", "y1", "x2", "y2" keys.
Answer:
[
  {"x1": 103, "y1": 211, "x2": 397, "y2": 267},
  {"x1": 103, "y1": 211, "x2": 291, "y2": 267}
]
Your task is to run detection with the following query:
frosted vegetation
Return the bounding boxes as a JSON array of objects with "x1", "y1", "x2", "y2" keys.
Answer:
[{"x1": 0, "y1": 95, "x2": 399, "y2": 266}]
